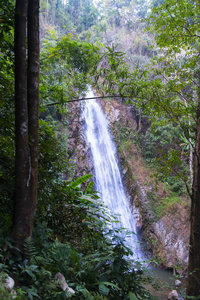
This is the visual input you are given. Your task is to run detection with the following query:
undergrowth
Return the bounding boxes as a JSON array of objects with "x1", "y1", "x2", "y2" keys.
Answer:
[
  {"x1": 147, "y1": 190, "x2": 189, "y2": 221},
  {"x1": 112, "y1": 111, "x2": 189, "y2": 222},
  {"x1": 0, "y1": 175, "x2": 158, "y2": 300}
]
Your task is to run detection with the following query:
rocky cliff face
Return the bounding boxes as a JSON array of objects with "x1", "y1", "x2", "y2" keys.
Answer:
[
  {"x1": 69, "y1": 97, "x2": 190, "y2": 274},
  {"x1": 67, "y1": 101, "x2": 94, "y2": 184},
  {"x1": 97, "y1": 98, "x2": 190, "y2": 275},
  {"x1": 147, "y1": 208, "x2": 189, "y2": 274}
]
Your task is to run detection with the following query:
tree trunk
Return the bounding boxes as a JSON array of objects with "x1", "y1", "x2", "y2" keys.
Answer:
[
  {"x1": 27, "y1": 0, "x2": 40, "y2": 242},
  {"x1": 11, "y1": 0, "x2": 40, "y2": 252},
  {"x1": 11, "y1": 0, "x2": 29, "y2": 250},
  {"x1": 187, "y1": 90, "x2": 200, "y2": 295}
]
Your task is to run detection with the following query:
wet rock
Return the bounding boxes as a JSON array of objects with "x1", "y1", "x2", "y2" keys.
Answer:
[
  {"x1": 5, "y1": 276, "x2": 15, "y2": 291},
  {"x1": 147, "y1": 207, "x2": 189, "y2": 273},
  {"x1": 175, "y1": 279, "x2": 182, "y2": 287},
  {"x1": 55, "y1": 272, "x2": 75, "y2": 294},
  {"x1": 168, "y1": 289, "x2": 179, "y2": 300},
  {"x1": 0, "y1": 273, "x2": 15, "y2": 291}
]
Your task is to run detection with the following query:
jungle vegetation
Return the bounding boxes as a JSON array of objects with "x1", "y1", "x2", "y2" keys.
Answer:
[{"x1": 0, "y1": 0, "x2": 200, "y2": 298}]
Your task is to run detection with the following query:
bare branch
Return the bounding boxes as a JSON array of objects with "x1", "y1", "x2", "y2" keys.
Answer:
[{"x1": 41, "y1": 95, "x2": 125, "y2": 106}]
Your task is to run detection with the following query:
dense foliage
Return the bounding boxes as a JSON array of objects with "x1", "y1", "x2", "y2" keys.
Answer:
[
  {"x1": 0, "y1": 1, "x2": 159, "y2": 299},
  {"x1": 2, "y1": 0, "x2": 200, "y2": 296},
  {"x1": 1, "y1": 172, "x2": 156, "y2": 299}
]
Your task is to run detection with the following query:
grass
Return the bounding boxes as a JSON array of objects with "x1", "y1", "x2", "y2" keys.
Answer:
[{"x1": 147, "y1": 190, "x2": 189, "y2": 221}]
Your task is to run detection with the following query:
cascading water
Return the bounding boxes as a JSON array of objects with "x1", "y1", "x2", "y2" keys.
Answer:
[{"x1": 82, "y1": 88, "x2": 141, "y2": 260}]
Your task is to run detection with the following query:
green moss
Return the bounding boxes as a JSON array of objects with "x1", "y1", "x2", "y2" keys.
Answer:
[
  {"x1": 147, "y1": 189, "x2": 185, "y2": 221},
  {"x1": 146, "y1": 191, "x2": 162, "y2": 221},
  {"x1": 161, "y1": 194, "x2": 183, "y2": 214}
]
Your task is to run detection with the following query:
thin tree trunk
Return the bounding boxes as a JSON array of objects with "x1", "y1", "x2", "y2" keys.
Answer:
[
  {"x1": 11, "y1": 0, "x2": 29, "y2": 250},
  {"x1": 27, "y1": 0, "x2": 40, "y2": 239},
  {"x1": 187, "y1": 72, "x2": 200, "y2": 296},
  {"x1": 189, "y1": 139, "x2": 193, "y2": 186},
  {"x1": 137, "y1": 108, "x2": 142, "y2": 132},
  {"x1": 182, "y1": 95, "x2": 193, "y2": 186}
]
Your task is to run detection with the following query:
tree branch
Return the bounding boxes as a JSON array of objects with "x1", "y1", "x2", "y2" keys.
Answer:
[{"x1": 41, "y1": 95, "x2": 125, "y2": 106}]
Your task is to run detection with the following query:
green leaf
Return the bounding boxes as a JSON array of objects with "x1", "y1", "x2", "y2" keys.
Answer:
[
  {"x1": 93, "y1": 281, "x2": 120, "y2": 290},
  {"x1": 70, "y1": 174, "x2": 93, "y2": 188},
  {"x1": 99, "y1": 284, "x2": 110, "y2": 296},
  {"x1": 113, "y1": 260, "x2": 121, "y2": 272},
  {"x1": 85, "y1": 181, "x2": 94, "y2": 192},
  {"x1": 128, "y1": 292, "x2": 138, "y2": 300}
]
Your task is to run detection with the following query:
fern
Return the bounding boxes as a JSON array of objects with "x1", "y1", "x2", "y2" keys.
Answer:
[{"x1": 23, "y1": 237, "x2": 37, "y2": 260}]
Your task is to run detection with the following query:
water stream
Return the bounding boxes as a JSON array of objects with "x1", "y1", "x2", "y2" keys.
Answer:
[
  {"x1": 82, "y1": 89, "x2": 141, "y2": 260},
  {"x1": 82, "y1": 89, "x2": 185, "y2": 299}
]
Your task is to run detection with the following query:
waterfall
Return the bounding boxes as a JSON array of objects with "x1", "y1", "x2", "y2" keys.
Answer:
[{"x1": 82, "y1": 89, "x2": 141, "y2": 260}]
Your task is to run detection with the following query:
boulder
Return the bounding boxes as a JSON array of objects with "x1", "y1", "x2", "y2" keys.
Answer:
[
  {"x1": 0, "y1": 273, "x2": 15, "y2": 291},
  {"x1": 175, "y1": 279, "x2": 182, "y2": 287},
  {"x1": 168, "y1": 290, "x2": 179, "y2": 300},
  {"x1": 5, "y1": 276, "x2": 15, "y2": 291},
  {"x1": 55, "y1": 272, "x2": 75, "y2": 294}
]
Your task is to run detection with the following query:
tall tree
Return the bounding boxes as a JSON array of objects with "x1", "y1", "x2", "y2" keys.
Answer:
[
  {"x1": 189, "y1": 87, "x2": 200, "y2": 296},
  {"x1": 12, "y1": 0, "x2": 29, "y2": 249},
  {"x1": 146, "y1": 0, "x2": 200, "y2": 296},
  {"x1": 11, "y1": 0, "x2": 40, "y2": 252},
  {"x1": 27, "y1": 0, "x2": 40, "y2": 244}
]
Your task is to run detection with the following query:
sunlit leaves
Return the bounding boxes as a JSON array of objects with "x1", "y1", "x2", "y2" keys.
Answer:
[
  {"x1": 0, "y1": 0, "x2": 14, "y2": 39},
  {"x1": 40, "y1": 34, "x2": 101, "y2": 106},
  {"x1": 147, "y1": 0, "x2": 200, "y2": 52}
]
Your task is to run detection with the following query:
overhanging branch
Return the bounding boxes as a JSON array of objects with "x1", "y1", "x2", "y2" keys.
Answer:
[{"x1": 41, "y1": 95, "x2": 126, "y2": 106}]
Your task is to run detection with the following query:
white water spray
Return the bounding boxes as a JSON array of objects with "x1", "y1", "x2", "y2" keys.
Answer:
[{"x1": 83, "y1": 89, "x2": 141, "y2": 260}]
